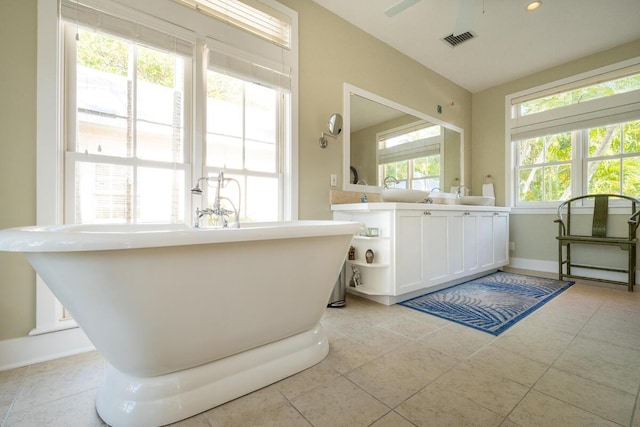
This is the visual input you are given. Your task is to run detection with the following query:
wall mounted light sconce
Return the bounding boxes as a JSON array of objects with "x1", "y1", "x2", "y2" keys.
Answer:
[
  {"x1": 525, "y1": 1, "x2": 542, "y2": 11},
  {"x1": 319, "y1": 113, "x2": 343, "y2": 148}
]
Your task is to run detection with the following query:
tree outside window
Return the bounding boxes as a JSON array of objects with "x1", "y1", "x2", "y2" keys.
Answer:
[{"x1": 512, "y1": 68, "x2": 640, "y2": 205}]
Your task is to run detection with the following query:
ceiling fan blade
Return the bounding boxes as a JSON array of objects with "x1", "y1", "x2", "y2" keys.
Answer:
[
  {"x1": 384, "y1": 0, "x2": 421, "y2": 17},
  {"x1": 454, "y1": 0, "x2": 475, "y2": 36}
]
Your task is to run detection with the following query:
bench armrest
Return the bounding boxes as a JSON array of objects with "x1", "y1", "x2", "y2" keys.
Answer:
[{"x1": 555, "y1": 200, "x2": 570, "y2": 235}]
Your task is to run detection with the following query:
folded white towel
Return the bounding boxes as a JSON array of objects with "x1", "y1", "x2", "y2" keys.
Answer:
[{"x1": 482, "y1": 183, "x2": 495, "y2": 198}]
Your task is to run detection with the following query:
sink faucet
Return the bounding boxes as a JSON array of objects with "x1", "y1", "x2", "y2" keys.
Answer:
[
  {"x1": 383, "y1": 176, "x2": 399, "y2": 189},
  {"x1": 191, "y1": 171, "x2": 241, "y2": 228},
  {"x1": 455, "y1": 186, "x2": 468, "y2": 198},
  {"x1": 356, "y1": 179, "x2": 368, "y2": 203}
]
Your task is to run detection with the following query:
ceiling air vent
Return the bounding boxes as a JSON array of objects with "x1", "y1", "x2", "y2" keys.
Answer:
[{"x1": 443, "y1": 31, "x2": 475, "y2": 47}]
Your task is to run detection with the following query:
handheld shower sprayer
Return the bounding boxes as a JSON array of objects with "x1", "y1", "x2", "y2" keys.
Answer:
[
  {"x1": 190, "y1": 171, "x2": 241, "y2": 228},
  {"x1": 190, "y1": 178, "x2": 206, "y2": 195}
]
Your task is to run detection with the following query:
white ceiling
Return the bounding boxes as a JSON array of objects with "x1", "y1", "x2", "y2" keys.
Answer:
[{"x1": 310, "y1": 0, "x2": 640, "y2": 93}]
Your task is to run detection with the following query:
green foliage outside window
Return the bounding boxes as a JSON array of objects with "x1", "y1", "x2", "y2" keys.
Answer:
[
  {"x1": 76, "y1": 30, "x2": 128, "y2": 77},
  {"x1": 587, "y1": 120, "x2": 640, "y2": 196},
  {"x1": 413, "y1": 156, "x2": 440, "y2": 178},
  {"x1": 623, "y1": 120, "x2": 640, "y2": 153},
  {"x1": 520, "y1": 74, "x2": 640, "y2": 116},
  {"x1": 518, "y1": 120, "x2": 640, "y2": 202},
  {"x1": 207, "y1": 72, "x2": 243, "y2": 102},
  {"x1": 384, "y1": 162, "x2": 408, "y2": 181},
  {"x1": 516, "y1": 65, "x2": 640, "y2": 203},
  {"x1": 518, "y1": 133, "x2": 572, "y2": 202},
  {"x1": 382, "y1": 155, "x2": 440, "y2": 190},
  {"x1": 77, "y1": 29, "x2": 176, "y2": 88}
]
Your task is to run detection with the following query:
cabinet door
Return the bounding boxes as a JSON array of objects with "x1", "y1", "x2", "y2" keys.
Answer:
[
  {"x1": 477, "y1": 214, "x2": 495, "y2": 268},
  {"x1": 493, "y1": 213, "x2": 509, "y2": 266},
  {"x1": 448, "y1": 214, "x2": 464, "y2": 276},
  {"x1": 423, "y1": 211, "x2": 449, "y2": 285},
  {"x1": 395, "y1": 211, "x2": 423, "y2": 292},
  {"x1": 461, "y1": 213, "x2": 479, "y2": 274}
]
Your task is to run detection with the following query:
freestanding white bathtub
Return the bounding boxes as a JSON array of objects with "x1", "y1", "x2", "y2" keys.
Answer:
[{"x1": 0, "y1": 220, "x2": 360, "y2": 426}]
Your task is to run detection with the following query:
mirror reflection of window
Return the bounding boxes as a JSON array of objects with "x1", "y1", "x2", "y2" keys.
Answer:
[
  {"x1": 380, "y1": 124, "x2": 441, "y2": 149},
  {"x1": 346, "y1": 87, "x2": 463, "y2": 191},
  {"x1": 377, "y1": 122, "x2": 442, "y2": 191}
]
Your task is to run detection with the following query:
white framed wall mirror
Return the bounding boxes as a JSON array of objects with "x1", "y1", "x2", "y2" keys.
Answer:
[{"x1": 342, "y1": 83, "x2": 464, "y2": 194}]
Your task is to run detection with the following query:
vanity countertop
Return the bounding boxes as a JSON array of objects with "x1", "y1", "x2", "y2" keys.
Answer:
[{"x1": 331, "y1": 202, "x2": 511, "y2": 212}]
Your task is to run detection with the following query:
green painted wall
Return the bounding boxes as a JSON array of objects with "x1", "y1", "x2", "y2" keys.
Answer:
[{"x1": 0, "y1": 0, "x2": 37, "y2": 340}]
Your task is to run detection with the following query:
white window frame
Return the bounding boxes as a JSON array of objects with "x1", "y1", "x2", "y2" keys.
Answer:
[
  {"x1": 62, "y1": 23, "x2": 194, "y2": 225},
  {"x1": 505, "y1": 56, "x2": 640, "y2": 213},
  {"x1": 34, "y1": 0, "x2": 298, "y2": 335}
]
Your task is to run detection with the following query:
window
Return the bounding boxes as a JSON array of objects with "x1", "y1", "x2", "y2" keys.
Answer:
[
  {"x1": 517, "y1": 132, "x2": 572, "y2": 202},
  {"x1": 60, "y1": 0, "x2": 295, "y2": 225},
  {"x1": 204, "y1": 70, "x2": 284, "y2": 222},
  {"x1": 517, "y1": 72, "x2": 640, "y2": 117},
  {"x1": 586, "y1": 120, "x2": 640, "y2": 194},
  {"x1": 35, "y1": 0, "x2": 297, "y2": 335},
  {"x1": 507, "y1": 59, "x2": 640, "y2": 206},
  {"x1": 65, "y1": 27, "x2": 189, "y2": 224},
  {"x1": 172, "y1": 0, "x2": 292, "y2": 49},
  {"x1": 378, "y1": 122, "x2": 442, "y2": 190}
]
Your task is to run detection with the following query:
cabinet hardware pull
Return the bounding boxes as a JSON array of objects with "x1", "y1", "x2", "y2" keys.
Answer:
[
  {"x1": 464, "y1": 212, "x2": 471, "y2": 216},
  {"x1": 494, "y1": 212, "x2": 500, "y2": 215},
  {"x1": 423, "y1": 211, "x2": 431, "y2": 215}
]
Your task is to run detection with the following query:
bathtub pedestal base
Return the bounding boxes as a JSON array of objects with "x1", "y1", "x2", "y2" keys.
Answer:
[{"x1": 95, "y1": 323, "x2": 329, "y2": 427}]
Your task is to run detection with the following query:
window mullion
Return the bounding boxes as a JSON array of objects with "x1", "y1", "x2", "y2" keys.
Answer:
[
  {"x1": 129, "y1": 44, "x2": 138, "y2": 223},
  {"x1": 242, "y1": 82, "x2": 247, "y2": 171},
  {"x1": 574, "y1": 130, "x2": 583, "y2": 199},
  {"x1": 277, "y1": 92, "x2": 284, "y2": 220},
  {"x1": 64, "y1": 25, "x2": 78, "y2": 153},
  {"x1": 194, "y1": 40, "x2": 207, "y2": 211}
]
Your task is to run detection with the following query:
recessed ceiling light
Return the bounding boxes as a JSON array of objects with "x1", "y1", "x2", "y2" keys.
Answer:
[{"x1": 526, "y1": 1, "x2": 542, "y2": 11}]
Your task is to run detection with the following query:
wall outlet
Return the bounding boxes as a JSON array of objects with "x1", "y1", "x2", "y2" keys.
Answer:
[
  {"x1": 330, "y1": 174, "x2": 337, "y2": 187},
  {"x1": 509, "y1": 241, "x2": 515, "y2": 251}
]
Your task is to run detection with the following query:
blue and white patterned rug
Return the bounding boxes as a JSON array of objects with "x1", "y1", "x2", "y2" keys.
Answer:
[{"x1": 399, "y1": 271, "x2": 574, "y2": 335}]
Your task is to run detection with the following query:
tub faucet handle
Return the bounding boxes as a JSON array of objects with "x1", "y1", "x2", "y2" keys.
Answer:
[{"x1": 194, "y1": 207, "x2": 202, "y2": 228}]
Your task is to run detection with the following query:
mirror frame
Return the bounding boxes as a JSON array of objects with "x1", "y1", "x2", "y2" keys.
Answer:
[{"x1": 342, "y1": 83, "x2": 464, "y2": 193}]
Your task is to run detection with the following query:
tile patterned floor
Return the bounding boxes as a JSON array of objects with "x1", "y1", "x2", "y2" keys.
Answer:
[{"x1": 2, "y1": 268, "x2": 640, "y2": 426}]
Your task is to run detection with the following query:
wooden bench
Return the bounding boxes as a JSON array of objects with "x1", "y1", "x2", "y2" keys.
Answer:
[{"x1": 555, "y1": 194, "x2": 640, "y2": 291}]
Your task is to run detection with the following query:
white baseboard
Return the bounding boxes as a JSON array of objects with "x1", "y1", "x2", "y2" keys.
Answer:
[
  {"x1": 508, "y1": 257, "x2": 556, "y2": 273},
  {"x1": 0, "y1": 327, "x2": 95, "y2": 372},
  {"x1": 508, "y1": 257, "x2": 638, "y2": 284}
]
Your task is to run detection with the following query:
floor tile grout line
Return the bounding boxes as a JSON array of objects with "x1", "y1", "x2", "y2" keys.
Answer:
[
  {"x1": 520, "y1": 295, "x2": 634, "y2": 427},
  {"x1": 532, "y1": 387, "x2": 629, "y2": 426},
  {"x1": 1, "y1": 364, "x2": 31, "y2": 427},
  {"x1": 366, "y1": 408, "x2": 416, "y2": 427},
  {"x1": 542, "y1": 296, "x2": 640, "y2": 396},
  {"x1": 275, "y1": 387, "x2": 314, "y2": 427},
  {"x1": 627, "y1": 336, "x2": 640, "y2": 427},
  {"x1": 6, "y1": 385, "x2": 102, "y2": 423},
  {"x1": 324, "y1": 322, "x2": 465, "y2": 425}
]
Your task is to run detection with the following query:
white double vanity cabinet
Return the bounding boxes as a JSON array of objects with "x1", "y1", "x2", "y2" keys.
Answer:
[{"x1": 332, "y1": 203, "x2": 510, "y2": 305}]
